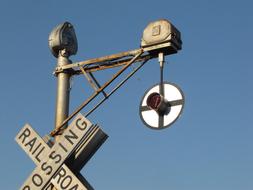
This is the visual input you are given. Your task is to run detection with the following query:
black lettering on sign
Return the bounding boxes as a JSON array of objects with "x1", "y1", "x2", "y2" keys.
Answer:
[
  {"x1": 32, "y1": 142, "x2": 42, "y2": 155},
  {"x1": 59, "y1": 142, "x2": 68, "y2": 153},
  {"x1": 22, "y1": 185, "x2": 30, "y2": 190},
  {"x1": 41, "y1": 162, "x2": 53, "y2": 175},
  {"x1": 65, "y1": 129, "x2": 78, "y2": 145},
  {"x1": 18, "y1": 127, "x2": 31, "y2": 143},
  {"x1": 49, "y1": 151, "x2": 62, "y2": 164},
  {"x1": 35, "y1": 146, "x2": 45, "y2": 163},
  {"x1": 76, "y1": 118, "x2": 87, "y2": 131},
  {"x1": 53, "y1": 167, "x2": 80, "y2": 190},
  {"x1": 61, "y1": 175, "x2": 72, "y2": 189},
  {"x1": 32, "y1": 174, "x2": 43, "y2": 187},
  {"x1": 53, "y1": 167, "x2": 66, "y2": 184},
  {"x1": 24, "y1": 137, "x2": 37, "y2": 152}
]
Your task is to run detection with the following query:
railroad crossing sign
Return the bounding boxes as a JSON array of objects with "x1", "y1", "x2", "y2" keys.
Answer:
[
  {"x1": 139, "y1": 82, "x2": 185, "y2": 129},
  {"x1": 15, "y1": 113, "x2": 107, "y2": 190}
]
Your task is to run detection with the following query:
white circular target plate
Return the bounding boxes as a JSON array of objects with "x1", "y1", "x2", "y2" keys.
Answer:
[{"x1": 139, "y1": 82, "x2": 185, "y2": 129}]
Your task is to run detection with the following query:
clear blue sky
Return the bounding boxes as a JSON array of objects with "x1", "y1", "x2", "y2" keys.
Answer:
[{"x1": 0, "y1": 0, "x2": 252, "y2": 189}]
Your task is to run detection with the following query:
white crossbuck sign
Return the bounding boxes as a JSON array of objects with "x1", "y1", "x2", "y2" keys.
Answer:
[{"x1": 15, "y1": 113, "x2": 107, "y2": 190}]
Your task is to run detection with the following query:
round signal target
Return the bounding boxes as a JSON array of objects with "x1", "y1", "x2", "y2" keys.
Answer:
[{"x1": 139, "y1": 82, "x2": 185, "y2": 130}]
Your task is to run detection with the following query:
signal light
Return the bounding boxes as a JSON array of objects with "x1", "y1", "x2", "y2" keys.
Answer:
[
  {"x1": 49, "y1": 22, "x2": 78, "y2": 58},
  {"x1": 140, "y1": 82, "x2": 184, "y2": 129},
  {"x1": 141, "y1": 19, "x2": 182, "y2": 55},
  {"x1": 146, "y1": 92, "x2": 170, "y2": 115},
  {"x1": 146, "y1": 92, "x2": 161, "y2": 110}
]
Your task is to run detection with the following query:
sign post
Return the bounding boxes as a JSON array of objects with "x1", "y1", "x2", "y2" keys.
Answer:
[
  {"x1": 50, "y1": 23, "x2": 77, "y2": 190},
  {"x1": 54, "y1": 51, "x2": 71, "y2": 138}
]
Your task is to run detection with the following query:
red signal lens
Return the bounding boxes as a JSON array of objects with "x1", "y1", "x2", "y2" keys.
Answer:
[{"x1": 146, "y1": 93, "x2": 162, "y2": 110}]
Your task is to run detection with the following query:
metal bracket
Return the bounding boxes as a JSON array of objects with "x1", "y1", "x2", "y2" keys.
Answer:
[
  {"x1": 79, "y1": 67, "x2": 108, "y2": 98},
  {"x1": 89, "y1": 72, "x2": 108, "y2": 98},
  {"x1": 50, "y1": 50, "x2": 145, "y2": 137},
  {"x1": 53, "y1": 42, "x2": 174, "y2": 75},
  {"x1": 53, "y1": 67, "x2": 76, "y2": 76},
  {"x1": 79, "y1": 67, "x2": 98, "y2": 91}
]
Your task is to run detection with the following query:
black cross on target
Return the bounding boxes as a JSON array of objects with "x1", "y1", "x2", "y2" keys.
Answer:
[{"x1": 139, "y1": 82, "x2": 185, "y2": 129}]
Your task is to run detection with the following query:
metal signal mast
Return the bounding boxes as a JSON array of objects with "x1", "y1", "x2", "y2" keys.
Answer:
[
  {"x1": 15, "y1": 19, "x2": 184, "y2": 190},
  {"x1": 48, "y1": 19, "x2": 183, "y2": 136}
]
